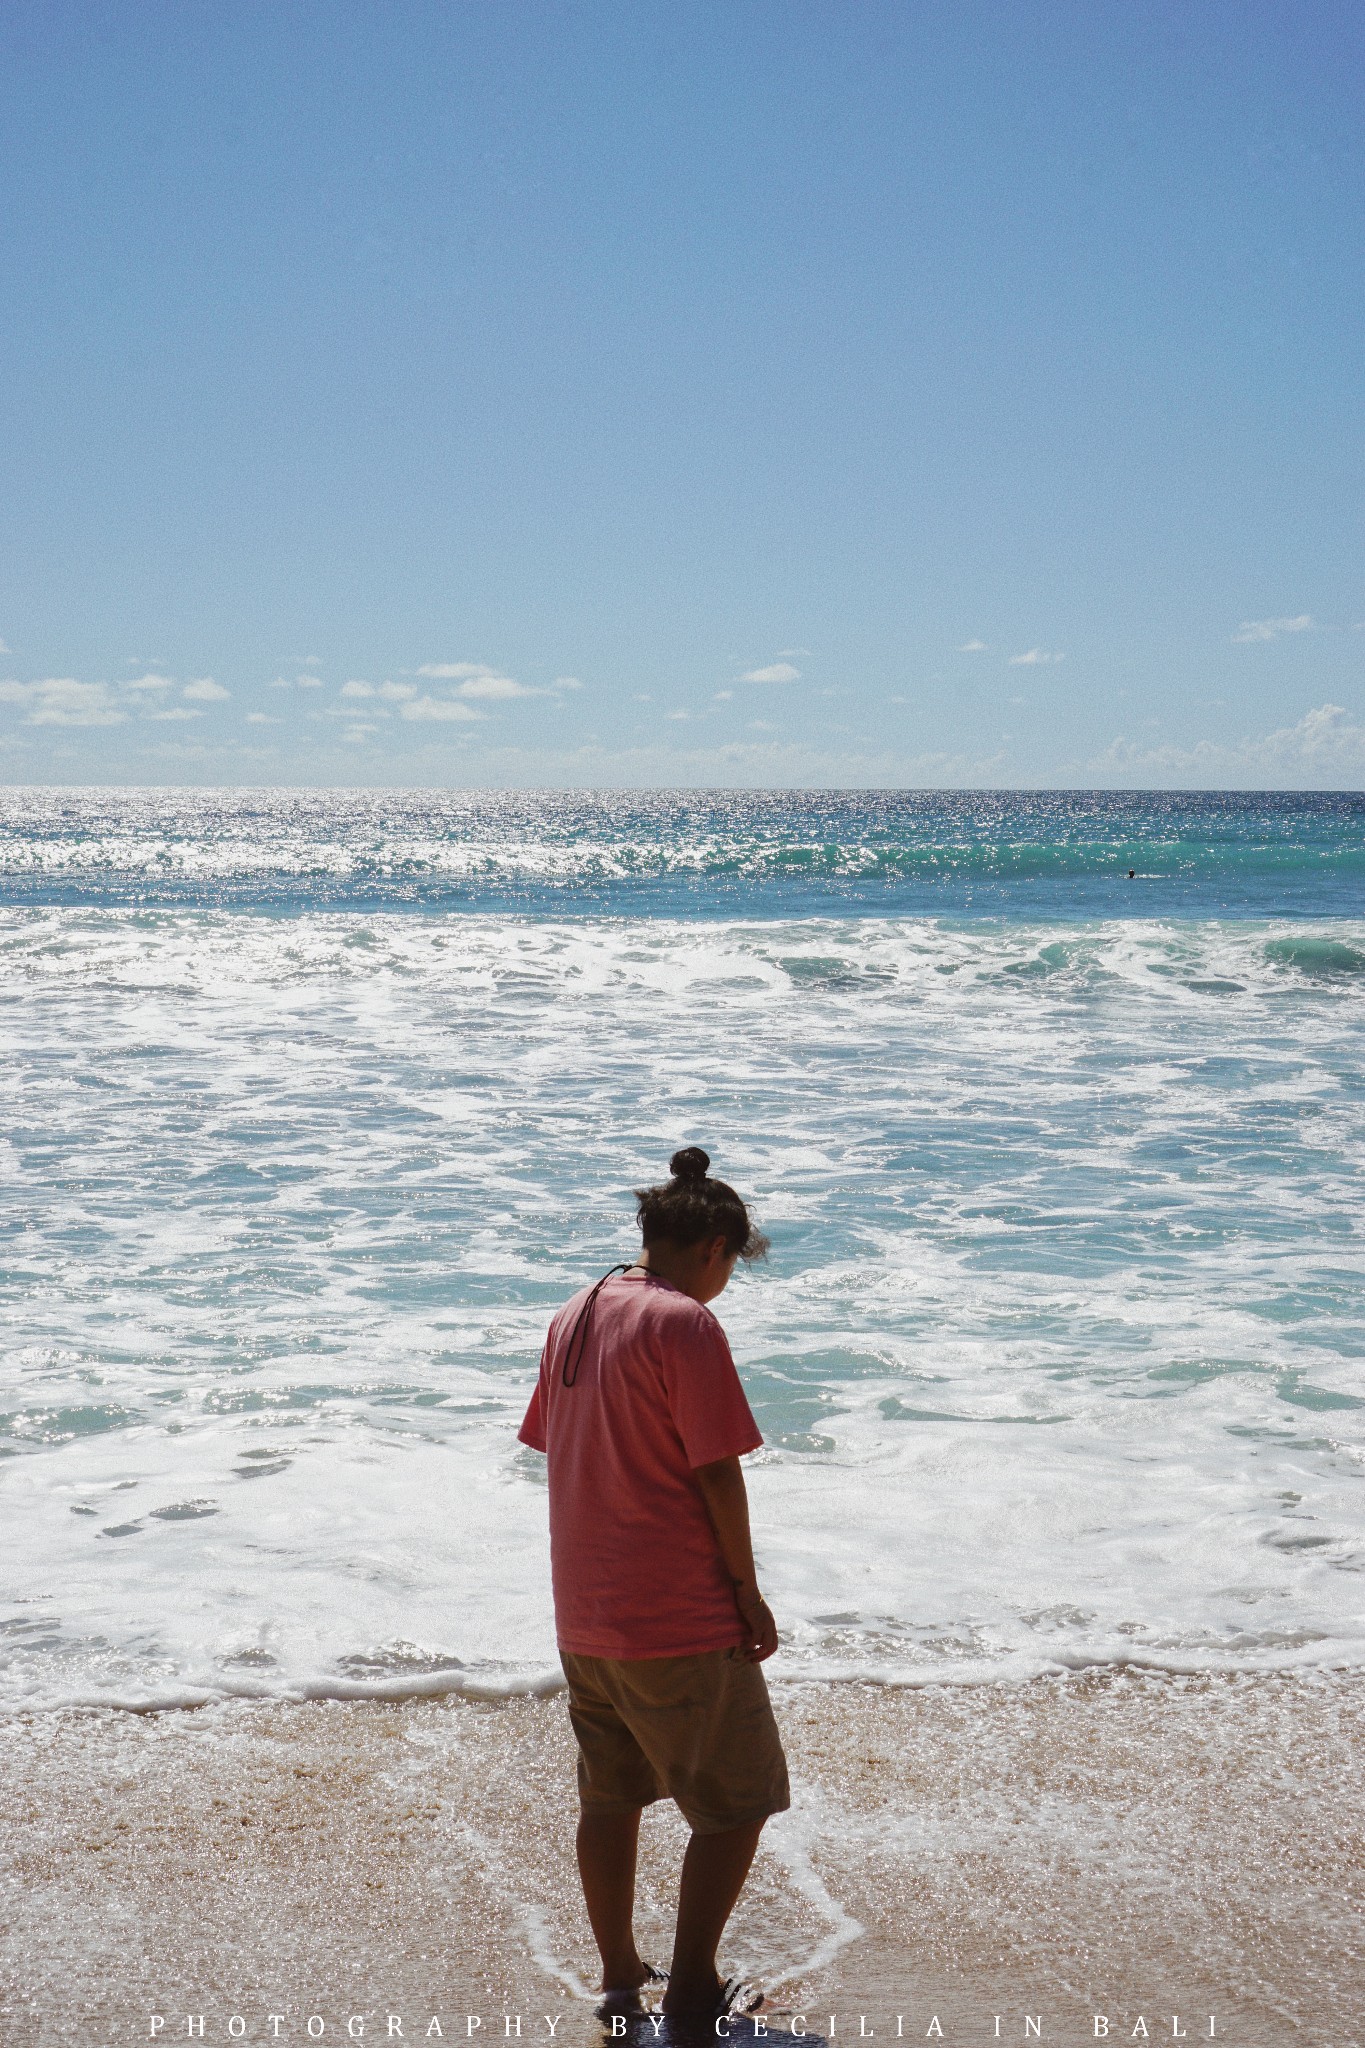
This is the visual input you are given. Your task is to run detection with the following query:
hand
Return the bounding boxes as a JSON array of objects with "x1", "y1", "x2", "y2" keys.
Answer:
[{"x1": 734, "y1": 1581, "x2": 778, "y2": 1663}]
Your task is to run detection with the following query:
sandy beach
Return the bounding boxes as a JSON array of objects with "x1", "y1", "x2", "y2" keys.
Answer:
[{"x1": 2, "y1": 1669, "x2": 1360, "y2": 2048}]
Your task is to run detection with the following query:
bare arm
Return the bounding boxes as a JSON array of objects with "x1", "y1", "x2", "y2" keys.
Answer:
[{"x1": 693, "y1": 1454, "x2": 778, "y2": 1662}]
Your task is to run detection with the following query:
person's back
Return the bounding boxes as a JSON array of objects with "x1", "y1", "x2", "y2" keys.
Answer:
[
  {"x1": 524, "y1": 1268, "x2": 763, "y2": 1658},
  {"x1": 518, "y1": 1147, "x2": 788, "y2": 2020}
]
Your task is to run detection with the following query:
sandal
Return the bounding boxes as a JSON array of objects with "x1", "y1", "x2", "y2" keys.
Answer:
[
  {"x1": 596, "y1": 1966, "x2": 668, "y2": 2011},
  {"x1": 719, "y1": 1980, "x2": 766, "y2": 2017}
]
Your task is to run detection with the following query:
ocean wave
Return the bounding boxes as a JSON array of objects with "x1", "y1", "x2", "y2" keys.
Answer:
[
  {"x1": 7, "y1": 1630, "x2": 1365, "y2": 1719},
  {"x1": 3, "y1": 905, "x2": 1365, "y2": 1006},
  {"x1": 1263, "y1": 935, "x2": 1365, "y2": 976}
]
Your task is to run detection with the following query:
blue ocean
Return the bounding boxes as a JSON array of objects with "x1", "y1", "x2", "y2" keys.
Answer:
[{"x1": 1, "y1": 788, "x2": 1362, "y2": 1710}]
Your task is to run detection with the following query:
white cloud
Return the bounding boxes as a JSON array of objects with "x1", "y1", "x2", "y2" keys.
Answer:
[
  {"x1": 296, "y1": 673, "x2": 324, "y2": 688},
  {"x1": 0, "y1": 678, "x2": 126, "y2": 727},
  {"x1": 666, "y1": 710, "x2": 689, "y2": 721},
  {"x1": 341, "y1": 724, "x2": 376, "y2": 743},
  {"x1": 418, "y1": 661, "x2": 574, "y2": 702},
  {"x1": 400, "y1": 695, "x2": 484, "y2": 722},
  {"x1": 957, "y1": 639, "x2": 988, "y2": 653},
  {"x1": 740, "y1": 662, "x2": 801, "y2": 683},
  {"x1": 246, "y1": 712, "x2": 279, "y2": 726},
  {"x1": 1232, "y1": 614, "x2": 1315, "y2": 644},
  {"x1": 340, "y1": 681, "x2": 374, "y2": 700},
  {"x1": 713, "y1": 690, "x2": 733, "y2": 702},
  {"x1": 1008, "y1": 648, "x2": 1064, "y2": 667},
  {"x1": 379, "y1": 681, "x2": 417, "y2": 702},
  {"x1": 0, "y1": 639, "x2": 9, "y2": 655},
  {"x1": 0, "y1": 669, "x2": 224, "y2": 723},
  {"x1": 1090, "y1": 703, "x2": 1365, "y2": 786},
  {"x1": 455, "y1": 674, "x2": 536, "y2": 701}
]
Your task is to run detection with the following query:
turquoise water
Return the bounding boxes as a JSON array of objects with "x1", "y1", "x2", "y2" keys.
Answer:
[
  {"x1": 0, "y1": 790, "x2": 1362, "y2": 1708},
  {"x1": 1, "y1": 787, "x2": 1362, "y2": 915}
]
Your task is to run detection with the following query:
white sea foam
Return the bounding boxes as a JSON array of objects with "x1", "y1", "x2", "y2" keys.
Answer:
[{"x1": 1, "y1": 907, "x2": 1363, "y2": 1711}]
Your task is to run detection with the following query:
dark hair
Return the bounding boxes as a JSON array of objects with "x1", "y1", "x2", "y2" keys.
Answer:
[{"x1": 634, "y1": 1147, "x2": 769, "y2": 1261}]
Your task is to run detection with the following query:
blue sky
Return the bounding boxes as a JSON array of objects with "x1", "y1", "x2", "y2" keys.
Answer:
[{"x1": 1, "y1": 1, "x2": 1362, "y2": 787}]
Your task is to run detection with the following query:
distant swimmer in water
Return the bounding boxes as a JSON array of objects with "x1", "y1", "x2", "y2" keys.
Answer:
[
  {"x1": 1128, "y1": 870, "x2": 1136, "y2": 879},
  {"x1": 518, "y1": 1147, "x2": 784, "y2": 2023}
]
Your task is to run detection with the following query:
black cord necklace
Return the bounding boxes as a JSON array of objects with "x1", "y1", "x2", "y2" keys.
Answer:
[{"x1": 560, "y1": 1262, "x2": 647, "y2": 1387}]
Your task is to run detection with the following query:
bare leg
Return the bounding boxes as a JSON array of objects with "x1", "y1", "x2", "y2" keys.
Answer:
[
  {"x1": 662, "y1": 1817, "x2": 766, "y2": 2015},
  {"x1": 576, "y1": 1807, "x2": 649, "y2": 1991}
]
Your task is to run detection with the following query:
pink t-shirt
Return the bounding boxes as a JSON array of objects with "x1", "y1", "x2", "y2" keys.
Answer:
[{"x1": 518, "y1": 1269, "x2": 763, "y2": 1659}]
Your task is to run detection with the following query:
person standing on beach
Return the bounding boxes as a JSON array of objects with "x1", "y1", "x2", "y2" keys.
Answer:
[{"x1": 518, "y1": 1147, "x2": 788, "y2": 2021}]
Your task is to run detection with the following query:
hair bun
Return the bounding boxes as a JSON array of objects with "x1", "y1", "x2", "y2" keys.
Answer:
[{"x1": 669, "y1": 1145, "x2": 711, "y2": 1183}]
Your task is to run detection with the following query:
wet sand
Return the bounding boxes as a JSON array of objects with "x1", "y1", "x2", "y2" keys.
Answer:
[{"x1": 1, "y1": 1670, "x2": 1361, "y2": 2048}]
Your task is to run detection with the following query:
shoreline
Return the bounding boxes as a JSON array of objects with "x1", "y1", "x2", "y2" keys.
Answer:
[
  {"x1": 9, "y1": 1645, "x2": 1365, "y2": 1720},
  {"x1": 2, "y1": 1669, "x2": 1360, "y2": 2048}
]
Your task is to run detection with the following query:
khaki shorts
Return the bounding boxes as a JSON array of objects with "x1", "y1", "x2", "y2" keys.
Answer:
[{"x1": 560, "y1": 1647, "x2": 791, "y2": 1836}]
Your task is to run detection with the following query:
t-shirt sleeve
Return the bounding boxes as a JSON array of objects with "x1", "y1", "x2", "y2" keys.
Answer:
[
  {"x1": 517, "y1": 1343, "x2": 549, "y2": 1453},
  {"x1": 659, "y1": 1306, "x2": 763, "y2": 1468}
]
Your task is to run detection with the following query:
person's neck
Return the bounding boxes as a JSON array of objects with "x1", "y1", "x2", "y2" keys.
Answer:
[
  {"x1": 635, "y1": 1242, "x2": 725, "y2": 1306},
  {"x1": 634, "y1": 1246, "x2": 687, "y2": 1291}
]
